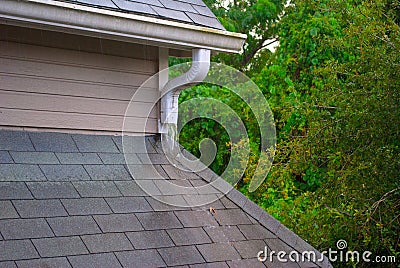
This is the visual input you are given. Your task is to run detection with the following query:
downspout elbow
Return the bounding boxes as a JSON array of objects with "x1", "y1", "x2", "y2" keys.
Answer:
[{"x1": 160, "y1": 48, "x2": 211, "y2": 129}]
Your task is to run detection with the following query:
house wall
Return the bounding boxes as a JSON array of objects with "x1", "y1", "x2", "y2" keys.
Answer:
[{"x1": 0, "y1": 25, "x2": 161, "y2": 134}]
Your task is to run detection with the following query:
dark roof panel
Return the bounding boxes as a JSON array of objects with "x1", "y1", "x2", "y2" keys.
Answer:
[
  {"x1": 159, "y1": 0, "x2": 198, "y2": 13},
  {"x1": 152, "y1": 5, "x2": 192, "y2": 23},
  {"x1": 192, "y1": 4, "x2": 216, "y2": 17},
  {"x1": 76, "y1": 0, "x2": 118, "y2": 9},
  {"x1": 112, "y1": 0, "x2": 157, "y2": 14},
  {"x1": 186, "y1": 12, "x2": 225, "y2": 30},
  {"x1": 126, "y1": 0, "x2": 163, "y2": 7},
  {"x1": 177, "y1": 0, "x2": 207, "y2": 7}
]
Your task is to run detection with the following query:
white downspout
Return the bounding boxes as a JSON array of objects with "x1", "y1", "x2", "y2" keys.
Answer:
[{"x1": 159, "y1": 48, "x2": 211, "y2": 133}]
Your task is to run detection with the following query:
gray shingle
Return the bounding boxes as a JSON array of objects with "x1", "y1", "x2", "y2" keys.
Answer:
[
  {"x1": 94, "y1": 214, "x2": 143, "y2": 232},
  {"x1": 275, "y1": 225, "x2": 303, "y2": 250},
  {"x1": 296, "y1": 260, "x2": 317, "y2": 268},
  {"x1": 125, "y1": 164, "x2": 167, "y2": 180},
  {"x1": 238, "y1": 224, "x2": 276, "y2": 240},
  {"x1": 219, "y1": 196, "x2": 238, "y2": 209},
  {"x1": 227, "y1": 259, "x2": 266, "y2": 268},
  {"x1": 233, "y1": 240, "x2": 267, "y2": 259},
  {"x1": 0, "y1": 240, "x2": 39, "y2": 261},
  {"x1": 84, "y1": 165, "x2": 131, "y2": 180},
  {"x1": 259, "y1": 212, "x2": 281, "y2": 234},
  {"x1": 56, "y1": 153, "x2": 102, "y2": 165},
  {"x1": 247, "y1": 214, "x2": 259, "y2": 224},
  {"x1": 115, "y1": 180, "x2": 160, "y2": 196},
  {"x1": 112, "y1": 136, "x2": 156, "y2": 154},
  {"x1": 175, "y1": 210, "x2": 218, "y2": 227},
  {"x1": 40, "y1": 165, "x2": 90, "y2": 181},
  {"x1": 33, "y1": 237, "x2": 88, "y2": 257},
  {"x1": 126, "y1": 230, "x2": 173, "y2": 249},
  {"x1": 225, "y1": 189, "x2": 247, "y2": 208},
  {"x1": 116, "y1": 250, "x2": 166, "y2": 268},
  {"x1": 112, "y1": 0, "x2": 157, "y2": 14},
  {"x1": 0, "y1": 182, "x2": 33, "y2": 200},
  {"x1": 242, "y1": 199, "x2": 266, "y2": 221},
  {"x1": 0, "y1": 219, "x2": 53, "y2": 239},
  {"x1": 0, "y1": 152, "x2": 13, "y2": 164},
  {"x1": 68, "y1": 253, "x2": 121, "y2": 268},
  {"x1": 203, "y1": 226, "x2": 245, "y2": 243},
  {"x1": 190, "y1": 180, "x2": 221, "y2": 195},
  {"x1": 47, "y1": 216, "x2": 101, "y2": 236},
  {"x1": 0, "y1": 201, "x2": 18, "y2": 219},
  {"x1": 264, "y1": 238, "x2": 295, "y2": 255},
  {"x1": 97, "y1": 153, "x2": 140, "y2": 165},
  {"x1": 16, "y1": 257, "x2": 72, "y2": 268},
  {"x1": 126, "y1": 0, "x2": 163, "y2": 7},
  {"x1": 159, "y1": 0, "x2": 198, "y2": 13},
  {"x1": 12, "y1": 200, "x2": 68, "y2": 218},
  {"x1": 75, "y1": 0, "x2": 118, "y2": 9},
  {"x1": 0, "y1": 261, "x2": 16, "y2": 268},
  {"x1": 178, "y1": 0, "x2": 206, "y2": 7},
  {"x1": 158, "y1": 245, "x2": 205, "y2": 266},
  {"x1": 152, "y1": 6, "x2": 192, "y2": 23},
  {"x1": 137, "y1": 153, "x2": 170, "y2": 165},
  {"x1": 0, "y1": 164, "x2": 45, "y2": 181},
  {"x1": 162, "y1": 164, "x2": 201, "y2": 180},
  {"x1": 62, "y1": 198, "x2": 112, "y2": 215},
  {"x1": 146, "y1": 195, "x2": 189, "y2": 211},
  {"x1": 214, "y1": 209, "x2": 252, "y2": 225},
  {"x1": 106, "y1": 197, "x2": 152, "y2": 213},
  {"x1": 9, "y1": 152, "x2": 59, "y2": 164},
  {"x1": 29, "y1": 132, "x2": 78, "y2": 152},
  {"x1": 26, "y1": 182, "x2": 80, "y2": 199},
  {"x1": 154, "y1": 180, "x2": 196, "y2": 195},
  {"x1": 72, "y1": 134, "x2": 119, "y2": 153},
  {"x1": 0, "y1": 131, "x2": 34, "y2": 151},
  {"x1": 184, "y1": 194, "x2": 224, "y2": 208},
  {"x1": 73, "y1": 181, "x2": 122, "y2": 197},
  {"x1": 192, "y1": 4, "x2": 215, "y2": 17},
  {"x1": 185, "y1": 12, "x2": 224, "y2": 30},
  {"x1": 81, "y1": 233, "x2": 133, "y2": 253},
  {"x1": 197, "y1": 243, "x2": 240, "y2": 262},
  {"x1": 189, "y1": 263, "x2": 229, "y2": 268},
  {"x1": 167, "y1": 227, "x2": 211, "y2": 246},
  {"x1": 136, "y1": 211, "x2": 182, "y2": 230}
]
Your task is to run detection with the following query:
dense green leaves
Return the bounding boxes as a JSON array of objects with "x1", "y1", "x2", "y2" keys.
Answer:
[{"x1": 177, "y1": 0, "x2": 400, "y2": 266}]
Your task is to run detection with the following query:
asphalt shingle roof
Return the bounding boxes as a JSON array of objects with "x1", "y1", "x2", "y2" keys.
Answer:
[
  {"x1": 56, "y1": 0, "x2": 225, "y2": 30},
  {"x1": 0, "y1": 130, "x2": 331, "y2": 267}
]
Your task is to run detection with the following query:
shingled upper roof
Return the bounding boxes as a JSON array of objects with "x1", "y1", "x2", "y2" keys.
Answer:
[
  {"x1": 56, "y1": 0, "x2": 225, "y2": 30},
  {"x1": 0, "y1": 130, "x2": 331, "y2": 268}
]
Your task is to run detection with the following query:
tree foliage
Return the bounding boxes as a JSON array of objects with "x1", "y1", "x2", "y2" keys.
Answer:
[{"x1": 177, "y1": 0, "x2": 400, "y2": 266}]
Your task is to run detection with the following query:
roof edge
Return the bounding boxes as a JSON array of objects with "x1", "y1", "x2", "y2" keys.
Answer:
[{"x1": 0, "y1": 0, "x2": 247, "y2": 53}]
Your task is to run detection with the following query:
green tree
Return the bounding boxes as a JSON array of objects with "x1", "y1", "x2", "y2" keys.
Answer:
[{"x1": 178, "y1": 0, "x2": 400, "y2": 266}]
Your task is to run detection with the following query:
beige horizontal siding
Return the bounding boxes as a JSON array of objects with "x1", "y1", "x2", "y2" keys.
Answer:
[
  {"x1": 0, "y1": 74, "x2": 158, "y2": 102},
  {"x1": 0, "y1": 40, "x2": 160, "y2": 133},
  {"x1": 0, "y1": 108, "x2": 157, "y2": 133}
]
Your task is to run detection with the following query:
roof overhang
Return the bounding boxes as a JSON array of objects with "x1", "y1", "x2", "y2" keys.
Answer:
[{"x1": 0, "y1": 0, "x2": 247, "y2": 54}]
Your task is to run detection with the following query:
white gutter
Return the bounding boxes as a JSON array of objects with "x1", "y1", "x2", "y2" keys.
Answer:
[{"x1": 0, "y1": 0, "x2": 246, "y2": 53}]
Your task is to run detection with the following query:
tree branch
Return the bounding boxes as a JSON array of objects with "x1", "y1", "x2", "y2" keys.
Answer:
[{"x1": 241, "y1": 37, "x2": 279, "y2": 67}]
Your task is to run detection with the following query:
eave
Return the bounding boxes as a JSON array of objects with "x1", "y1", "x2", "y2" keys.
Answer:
[{"x1": 0, "y1": 0, "x2": 247, "y2": 53}]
